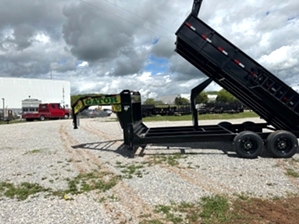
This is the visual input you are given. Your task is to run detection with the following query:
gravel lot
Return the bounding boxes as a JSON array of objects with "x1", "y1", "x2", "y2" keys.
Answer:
[{"x1": 0, "y1": 117, "x2": 299, "y2": 223}]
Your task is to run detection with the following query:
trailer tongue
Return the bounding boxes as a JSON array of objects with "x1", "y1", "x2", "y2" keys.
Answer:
[{"x1": 72, "y1": 0, "x2": 298, "y2": 159}]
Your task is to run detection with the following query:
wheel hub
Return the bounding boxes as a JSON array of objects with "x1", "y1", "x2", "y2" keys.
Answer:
[
  {"x1": 277, "y1": 139, "x2": 288, "y2": 150},
  {"x1": 243, "y1": 140, "x2": 253, "y2": 150},
  {"x1": 278, "y1": 141, "x2": 286, "y2": 149}
]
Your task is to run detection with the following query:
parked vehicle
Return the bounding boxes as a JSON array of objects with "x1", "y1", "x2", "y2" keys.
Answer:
[
  {"x1": 200, "y1": 102, "x2": 244, "y2": 114},
  {"x1": 103, "y1": 108, "x2": 113, "y2": 116},
  {"x1": 87, "y1": 110, "x2": 110, "y2": 118},
  {"x1": 141, "y1": 105, "x2": 176, "y2": 117},
  {"x1": 22, "y1": 103, "x2": 70, "y2": 121}
]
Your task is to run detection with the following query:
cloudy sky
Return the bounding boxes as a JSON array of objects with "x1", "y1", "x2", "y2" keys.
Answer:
[{"x1": 1, "y1": 0, "x2": 299, "y2": 100}]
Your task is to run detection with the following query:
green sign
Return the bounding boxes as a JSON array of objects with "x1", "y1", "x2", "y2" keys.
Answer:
[
  {"x1": 74, "y1": 100, "x2": 83, "y2": 114},
  {"x1": 83, "y1": 95, "x2": 121, "y2": 106}
]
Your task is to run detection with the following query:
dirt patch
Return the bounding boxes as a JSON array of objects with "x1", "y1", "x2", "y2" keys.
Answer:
[{"x1": 227, "y1": 196, "x2": 299, "y2": 224}]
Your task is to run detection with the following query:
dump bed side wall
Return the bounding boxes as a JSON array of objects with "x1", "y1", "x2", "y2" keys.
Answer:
[{"x1": 175, "y1": 15, "x2": 299, "y2": 132}]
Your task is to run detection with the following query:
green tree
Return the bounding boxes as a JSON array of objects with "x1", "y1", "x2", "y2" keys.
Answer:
[
  {"x1": 174, "y1": 97, "x2": 189, "y2": 105},
  {"x1": 143, "y1": 98, "x2": 156, "y2": 105},
  {"x1": 195, "y1": 92, "x2": 208, "y2": 104},
  {"x1": 155, "y1": 100, "x2": 165, "y2": 105},
  {"x1": 206, "y1": 91, "x2": 219, "y2": 95},
  {"x1": 216, "y1": 89, "x2": 238, "y2": 102}
]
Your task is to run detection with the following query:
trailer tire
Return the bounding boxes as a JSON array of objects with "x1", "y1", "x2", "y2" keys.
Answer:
[
  {"x1": 39, "y1": 115, "x2": 45, "y2": 121},
  {"x1": 233, "y1": 131, "x2": 263, "y2": 159},
  {"x1": 266, "y1": 130, "x2": 298, "y2": 158}
]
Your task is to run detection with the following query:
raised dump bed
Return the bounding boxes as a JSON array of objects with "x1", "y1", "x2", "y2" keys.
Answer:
[{"x1": 175, "y1": 1, "x2": 299, "y2": 132}]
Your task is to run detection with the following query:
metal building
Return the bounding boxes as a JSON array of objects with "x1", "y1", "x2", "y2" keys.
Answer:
[{"x1": 0, "y1": 77, "x2": 71, "y2": 112}]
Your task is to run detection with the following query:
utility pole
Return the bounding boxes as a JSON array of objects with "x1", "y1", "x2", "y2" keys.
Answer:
[
  {"x1": 62, "y1": 87, "x2": 65, "y2": 106},
  {"x1": 2, "y1": 98, "x2": 4, "y2": 120}
]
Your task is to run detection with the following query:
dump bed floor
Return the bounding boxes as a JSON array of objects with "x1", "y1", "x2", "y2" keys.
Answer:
[
  {"x1": 132, "y1": 122, "x2": 269, "y2": 145},
  {"x1": 175, "y1": 15, "x2": 299, "y2": 132},
  {"x1": 132, "y1": 123, "x2": 235, "y2": 145}
]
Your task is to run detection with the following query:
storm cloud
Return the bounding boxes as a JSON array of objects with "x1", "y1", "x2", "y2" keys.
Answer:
[{"x1": 0, "y1": 0, "x2": 298, "y2": 98}]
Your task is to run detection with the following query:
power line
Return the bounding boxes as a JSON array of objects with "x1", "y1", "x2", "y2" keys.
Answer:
[
  {"x1": 98, "y1": 0, "x2": 175, "y2": 34},
  {"x1": 80, "y1": 0, "x2": 174, "y2": 42}
]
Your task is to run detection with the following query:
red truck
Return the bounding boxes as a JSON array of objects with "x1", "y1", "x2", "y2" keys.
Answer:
[{"x1": 22, "y1": 103, "x2": 70, "y2": 121}]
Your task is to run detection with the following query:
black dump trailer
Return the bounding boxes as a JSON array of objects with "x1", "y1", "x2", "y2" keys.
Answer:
[{"x1": 72, "y1": 0, "x2": 299, "y2": 159}]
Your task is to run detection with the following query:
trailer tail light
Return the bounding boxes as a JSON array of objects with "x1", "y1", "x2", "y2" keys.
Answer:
[
  {"x1": 217, "y1": 47, "x2": 228, "y2": 55},
  {"x1": 234, "y1": 59, "x2": 245, "y2": 68},
  {"x1": 201, "y1": 34, "x2": 212, "y2": 43},
  {"x1": 250, "y1": 72, "x2": 257, "y2": 77},
  {"x1": 185, "y1": 22, "x2": 196, "y2": 31}
]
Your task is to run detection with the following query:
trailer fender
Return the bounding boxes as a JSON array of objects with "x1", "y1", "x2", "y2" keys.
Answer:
[{"x1": 218, "y1": 121, "x2": 233, "y2": 132}]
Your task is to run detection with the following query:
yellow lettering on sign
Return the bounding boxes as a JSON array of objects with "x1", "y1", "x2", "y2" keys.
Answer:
[
  {"x1": 112, "y1": 105, "x2": 122, "y2": 112},
  {"x1": 74, "y1": 100, "x2": 83, "y2": 114},
  {"x1": 83, "y1": 95, "x2": 121, "y2": 106}
]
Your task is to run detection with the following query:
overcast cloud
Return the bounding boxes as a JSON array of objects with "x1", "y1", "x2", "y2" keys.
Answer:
[{"x1": 0, "y1": 0, "x2": 298, "y2": 100}]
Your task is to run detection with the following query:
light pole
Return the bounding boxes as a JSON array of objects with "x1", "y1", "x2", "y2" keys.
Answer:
[{"x1": 2, "y1": 98, "x2": 4, "y2": 120}]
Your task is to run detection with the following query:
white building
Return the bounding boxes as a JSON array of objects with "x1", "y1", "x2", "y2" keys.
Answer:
[{"x1": 0, "y1": 77, "x2": 71, "y2": 111}]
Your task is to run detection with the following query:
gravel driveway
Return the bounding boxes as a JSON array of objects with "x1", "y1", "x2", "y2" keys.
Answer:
[{"x1": 0, "y1": 117, "x2": 298, "y2": 223}]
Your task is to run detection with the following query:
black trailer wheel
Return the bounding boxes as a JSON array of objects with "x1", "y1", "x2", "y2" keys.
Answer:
[
  {"x1": 233, "y1": 131, "x2": 263, "y2": 159},
  {"x1": 39, "y1": 115, "x2": 45, "y2": 121},
  {"x1": 266, "y1": 130, "x2": 298, "y2": 158}
]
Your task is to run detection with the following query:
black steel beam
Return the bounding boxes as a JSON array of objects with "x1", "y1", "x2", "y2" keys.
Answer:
[
  {"x1": 190, "y1": 78, "x2": 212, "y2": 129},
  {"x1": 191, "y1": 0, "x2": 203, "y2": 17}
]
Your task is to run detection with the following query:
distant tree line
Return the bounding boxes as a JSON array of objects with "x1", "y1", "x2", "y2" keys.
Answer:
[
  {"x1": 71, "y1": 89, "x2": 239, "y2": 107},
  {"x1": 143, "y1": 89, "x2": 239, "y2": 105}
]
